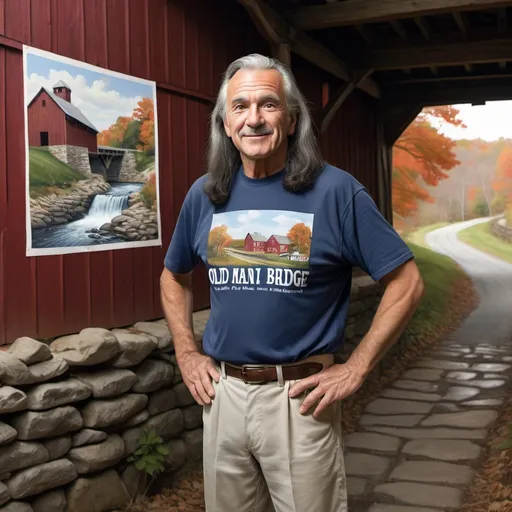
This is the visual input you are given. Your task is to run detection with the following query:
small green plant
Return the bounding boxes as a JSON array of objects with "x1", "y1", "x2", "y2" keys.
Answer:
[
  {"x1": 499, "y1": 424, "x2": 512, "y2": 450},
  {"x1": 127, "y1": 428, "x2": 169, "y2": 503}
]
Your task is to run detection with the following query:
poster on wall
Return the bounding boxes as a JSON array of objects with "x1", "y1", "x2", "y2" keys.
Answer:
[{"x1": 23, "y1": 45, "x2": 161, "y2": 257}]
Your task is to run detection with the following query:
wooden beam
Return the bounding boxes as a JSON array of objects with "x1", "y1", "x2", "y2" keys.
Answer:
[
  {"x1": 390, "y1": 20, "x2": 408, "y2": 39},
  {"x1": 272, "y1": 43, "x2": 291, "y2": 67},
  {"x1": 452, "y1": 12, "x2": 469, "y2": 37},
  {"x1": 320, "y1": 70, "x2": 373, "y2": 133},
  {"x1": 236, "y1": 0, "x2": 380, "y2": 98},
  {"x1": 384, "y1": 77, "x2": 512, "y2": 105},
  {"x1": 386, "y1": 70, "x2": 512, "y2": 84},
  {"x1": 287, "y1": 0, "x2": 512, "y2": 31},
  {"x1": 414, "y1": 17, "x2": 431, "y2": 40},
  {"x1": 353, "y1": 38, "x2": 512, "y2": 71}
]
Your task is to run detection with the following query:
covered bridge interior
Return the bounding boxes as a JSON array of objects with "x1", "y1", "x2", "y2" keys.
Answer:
[{"x1": 1, "y1": 0, "x2": 512, "y2": 344}]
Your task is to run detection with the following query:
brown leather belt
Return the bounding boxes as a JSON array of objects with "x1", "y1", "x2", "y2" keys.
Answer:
[{"x1": 223, "y1": 361, "x2": 324, "y2": 384}]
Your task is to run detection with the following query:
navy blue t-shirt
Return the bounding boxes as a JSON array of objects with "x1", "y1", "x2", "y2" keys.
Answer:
[{"x1": 164, "y1": 163, "x2": 414, "y2": 365}]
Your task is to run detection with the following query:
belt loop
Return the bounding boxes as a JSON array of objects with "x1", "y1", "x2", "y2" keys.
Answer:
[
  {"x1": 220, "y1": 361, "x2": 227, "y2": 379},
  {"x1": 276, "y1": 364, "x2": 284, "y2": 387}
]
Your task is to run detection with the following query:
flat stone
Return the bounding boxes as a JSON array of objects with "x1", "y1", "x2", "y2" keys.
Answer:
[
  {"x1": 422, "y1": 410, "x2": 498, "y2": 428},
  {"x1": 110, "y1": 329, "x2": 158, "y2": 368},
  {"x1": 448, "y1": 379, "x2": 506, "y2": 389},
  {"x1": 49, "y1": 328, "x2": 120, "y2": 366},
  {"x1": 0, "y1": 504, "x2": 33, "y2": 512},
  {"x1": 26, "y1": 379, "x2": 91, "y2": 410},
  {"x1": 80, "y1": 393, "x2": 148, "y2": 429},
  {"x1": 464, "y1": 354, "x2": 478, "y2": 359},
  {"x1": 0, "y1": 482, "x2": 9, "y2": 506},
  {"x1": 365, "y1": 399, "x2": 432, "y2": 415},
  {"x1": 164, "y1": 439, "x2": 186, "y2": 472},
  {"x1": 446, "y1": 371, "x2": 477, "y2": 381},
  {"x1": 502, "y1": 356, "x2": 512, "y2": 362},
  {"x1": 132, "y1": 360, "x2": 174, "y2": 393},
  {"x1": 471, "y1": 363, "x2": 511, "y2": 372},
  {"x1": 414, "y1": 359, "x2": 469, "y2": 370},
  {"x1": 8, "y1": 338, "x2": 52, "y2": 365},
  {"x1": 68, "y1": 435, "x2": 124, "y2": 474},
  {"x1": 65, "y1": 469, "x2": 130, "y2": 512},
  {"x1": 345, "y1": 453, "x2": 391, "y2": 478},
  {"x1": 432, "y1": 403, "x2": 465, "y2": 413},
  {"x1": 71, "y1": 429, "x2": 107, "y2": 448},
  {"x1": 173, "y1": 382, "x2": 195, "y2": 407},
  {"x1": 442, "y1": 386, "x2": 480, "y2": 401},
  {"x1": 374, "y1": 482, "x2": 462, "y2": 508},
  {"x1": 464, "y1": 399, "x2": 504, "y2": 406},
  {"x1": 361, "y1": 414, "x2": 424, "y2": 427},
  {"x1": 73, "y1": 369, "x2": 136, "y2": 398},
  {"x1": 121, "y1": 427, "x2": 143, "y2": 457},
  {"x1": 484, "y1": 373, "x2": 504, "y2": 379},
  {"x1": 0, "y1": 353, "x2": 31, "y2": 386},
  {"x1": 392, "y1": 380, "x2": 439, "y2": 392},
  {"x1": 31, "y1": 489, "x2": 66, "y2": 512},
  {"x1": 402, "y1": 369, "x2": 443, "y2": 381},
  {"x1": 9, "y1": 406, "x2": 83, "y2": 440},
  {"x1": 435, "y1": 350, "x2": 467, "y2": 357},
  {"x1": 381, "y1": 389, "x2": 441, "y2": 402},
  {"x1": 182, "y1": 428, "x2": 203, "y2": 461},
  {"x1": 347, "y1": 477, "x2": 367, "y2": 497},
  {"x1": 142, "y1": 409, "x2": 183, "y2": 441},
  {"x1": 0, "y1": 422, "x2": 17, "y2": 445},
  {"x1": 0, "y1": 441, "x2": 49, "y2": 473},
  {"x1": 343, "y1": 432, "x2": 401, "y2": 453},
  {"x1": 368, "y1": 504, "x2": 441, "y2": 512},
  {"x1": 132, "y1": 322, "x2": 172, "y2": 350},
  {"x1": 402, "y1": 439, "x2": 481, "y2": 461},
  {"x1": 0, "y1": 387, "x2": 27, "y2": 414},
  {"x1": 147, "y1": 389, "x2": 176, "y2": 415},
  {"x1": 366, "y1": 426, "x2": 487, "y2": 440},
  {"x1": 25, "y1": 356, "x2": 68, "y2": 384},
  {"x1": 182, "y1": 404, "x2": 203, "y2": 429},
  {"x1": 6, "y1": 459, "x2": 77, "y2": 499},
  {"x1": 42, "y1": 437, "x2": 71, "y2": 461},
  {"x1": 390, "y1": 460, "x2": 474, "y2": 484},
  {"x1": 124, "y1": 409, "x2": 149, "y2": 427}
]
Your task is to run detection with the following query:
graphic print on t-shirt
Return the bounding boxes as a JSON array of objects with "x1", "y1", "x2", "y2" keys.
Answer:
[{"x1": 207, "y1": 209, "x2": 314, "y2": 294}]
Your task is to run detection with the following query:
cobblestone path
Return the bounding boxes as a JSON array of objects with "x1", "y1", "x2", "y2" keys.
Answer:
[{"x1": 345, "y1": 339, "x2": 512, "y2": 511}]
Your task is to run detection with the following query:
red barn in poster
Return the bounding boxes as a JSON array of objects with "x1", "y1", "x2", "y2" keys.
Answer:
[
  {"x1": 266, "y1": 235, "x2": 291, "y2": 255},
  {"x1": 244, "y1": 232, "x2": 267, "y2": 252},
  {"x1": 27, "y1": 80, "x2": 99, "y2": 153}
]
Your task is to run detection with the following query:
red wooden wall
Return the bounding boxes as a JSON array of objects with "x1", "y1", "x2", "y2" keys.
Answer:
[
  {"x1": 0, "y1": 0, "x2": 380, "y2": 345},
  {"x1": 27, "y1": 91, "x2": 66, "y2": 147},
  {"x1": 66, "y1": 120, "x2": 98, "y2": 153}
]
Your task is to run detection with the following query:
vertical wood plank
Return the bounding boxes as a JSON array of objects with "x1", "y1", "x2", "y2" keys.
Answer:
[
  {"x1": 5, "y1": 49, "x2": 37, "y2": 341},
  {"x1": 167, "y1": 0, "x2": 185, "y2": 87},
  {"x1": 4, "y1": 0, "x2": 30, "y2": 43},
  {"x1": 0, "y1": 0, "x2": 5, "y2": 34},
  {"x1": 84, "y1": 0, "x2": 108, "y2": 68},
  {"x1": 0, "y1": 48, "x2": 6, "y2": 343},
  {"x1": 148, "y1": 0, "x2": 168, "y2": 84},
  {"x1": 30, "y1": 0, "x2": 51, "y2": 50}
]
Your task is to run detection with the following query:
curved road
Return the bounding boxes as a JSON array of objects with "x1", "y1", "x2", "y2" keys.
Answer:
[{"x1": 425, "y1": 217, "x2": 512, "y2": 346}]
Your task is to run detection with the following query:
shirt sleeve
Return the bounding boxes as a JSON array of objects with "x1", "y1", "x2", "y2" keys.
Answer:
[
  {"x1": 164, "y1": 199, "x2": 199, "y2": 274},
  {"x1": 341, "y1": 188, "x2": 414, "y2": 281}
]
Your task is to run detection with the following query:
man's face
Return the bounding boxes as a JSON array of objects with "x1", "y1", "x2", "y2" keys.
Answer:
[{"x1": 223, "y1": 68, "x2": 297, "y2": 162}]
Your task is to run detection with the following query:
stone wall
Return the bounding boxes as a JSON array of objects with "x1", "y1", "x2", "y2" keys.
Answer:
[
  {"x1": 48, "y1": 146, "x2": 92, "y2": 177},
  {"x1": 30, "y1": 176, "x2": 110, "y2": 230},
  {"x1": 118, "y1": 153, "x2": 145, "y2": 183},
  {"x1": 0, "y1": 321, "x2": 202, "y2": 512},
  {"x1": 491, "y1": 216, "x2": 512, "y2": 243}
]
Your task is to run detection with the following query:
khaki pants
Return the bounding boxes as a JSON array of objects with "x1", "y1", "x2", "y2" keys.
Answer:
[{"x1": 202, "y1": 357, "x2": 348, "y2": 512}]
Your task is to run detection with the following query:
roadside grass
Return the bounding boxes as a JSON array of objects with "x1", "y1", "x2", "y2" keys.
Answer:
[
  {"x1": 457, "y1": 219, "x2": 512, "y2": 264},
  {"x1": 404, "y1": 221, "x2": 450, "y2": 248},
  {"x1": 29, "y1": 147, "x2": 86, "y2": 197}
]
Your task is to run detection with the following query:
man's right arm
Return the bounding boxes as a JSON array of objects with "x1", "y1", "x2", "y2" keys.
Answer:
[{"x1": 160, "y1": 267, "x2": 220, "y2": 405}]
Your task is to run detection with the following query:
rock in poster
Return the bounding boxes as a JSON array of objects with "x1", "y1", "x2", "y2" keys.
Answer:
[{"x1": 23, "y1": 45, "x2": 161, "y2": 256}]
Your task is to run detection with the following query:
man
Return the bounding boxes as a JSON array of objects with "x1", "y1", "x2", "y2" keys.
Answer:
[{"x1": 160, "y1": 53, "x2": 424, "y2": 512}]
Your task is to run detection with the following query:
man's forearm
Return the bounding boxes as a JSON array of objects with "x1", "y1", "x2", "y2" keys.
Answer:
[
  {"x1": 346, "y1": 262, "x2": 424, "y2": 378},
  {"x1": 160, "y1": 268, "x2": 199, "y2": 360}
]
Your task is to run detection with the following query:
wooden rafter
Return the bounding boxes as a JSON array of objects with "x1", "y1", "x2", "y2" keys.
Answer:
[
  {"x1": 236, "y1": 0, "x2": 379, "y2": 98},
  {"x1": 286, "y1": 0, "x2": 512, "y2": 31},
  {"x1": 353, "y1": 37, "x2": 512, "y2": 71}
]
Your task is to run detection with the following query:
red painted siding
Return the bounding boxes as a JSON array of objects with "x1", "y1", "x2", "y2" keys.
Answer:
[
  {"x1": 27, "y1": 90, "x2": 66, "y2": 147},
  {"x1": 0, "y1": 0, "x2": 269, "y2": 345},
  {"x1": 0, "y1": 0, "x2": 380, "y2": 346},
  {"x1": 65, "y1": 120, "x2": 98, "y2": 153}
]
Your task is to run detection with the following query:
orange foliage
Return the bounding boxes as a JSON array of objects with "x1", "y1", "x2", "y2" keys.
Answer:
[
  {"x1": 392, "y1": 106, "x2": 462, "y2": 218},
  {"x1": 208, "y1": 226, "x2": 232, "y2": 256},
  {"x1": 493, "y1": 145, "x2": 512, "y2": 193},
  {"x1": 97, "y1": 116, "x2": 131, "y2": 146},
  {"x1": 287, "y1": 223, "x2": 312, "y2": 256}
]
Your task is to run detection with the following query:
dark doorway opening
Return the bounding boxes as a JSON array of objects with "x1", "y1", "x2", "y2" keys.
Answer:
[{"x1": 40, "y1": 132, "x2": 49, "y2": 146}]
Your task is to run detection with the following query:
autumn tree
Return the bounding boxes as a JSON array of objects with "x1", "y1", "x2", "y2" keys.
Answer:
[
  {"x1": 208, "y1": 226, "x2": 232, "y2": 256},
  {"x1": 393, "y1": 106, "x2": 463, "y2": 218},
  {"x1": 491, "y1": 145, "x2": 512, "y2": 214},
  {"x1": 134, "y1": 98, "x2": 155, "y2": 153},
  {"x1": 287, "y1": 223, "x2": 312, "y2": 256}
]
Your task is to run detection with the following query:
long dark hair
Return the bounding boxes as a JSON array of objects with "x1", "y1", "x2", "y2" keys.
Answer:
[{"x1": 204, "y1": 54, "x2": 323, "y2": 205}]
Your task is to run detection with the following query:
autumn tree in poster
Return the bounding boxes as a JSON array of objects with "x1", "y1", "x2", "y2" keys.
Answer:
[
  {"x1": 393, "y1": 106, "x2": 463, "y2": 219},
  {"x1": 287, "y1": 223, "x2": 312, "y2": 256}
]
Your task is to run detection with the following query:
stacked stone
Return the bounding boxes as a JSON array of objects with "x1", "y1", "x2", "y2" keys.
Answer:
[
  {"x1": 29, "y1": 175, "x2": 111, "y2": 230},
  {"x1": 0, "y1": 321, "x2": 202, "y2": 512},
  {"x1": 102, "y1": 200, "x2": 159, "y2": 242}
]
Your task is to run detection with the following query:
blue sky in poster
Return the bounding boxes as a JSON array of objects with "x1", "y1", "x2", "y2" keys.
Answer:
[
  {"x1": 25, "y1": 50, "x2": 154, "y2": 131},
  {"x1": 210, "y1": 209, "x2": 314, "y2": 240}
]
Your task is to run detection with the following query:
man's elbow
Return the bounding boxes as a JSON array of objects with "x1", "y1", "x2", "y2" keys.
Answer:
[{"x1": 411, "y1": 267, "x2": 425, "y2": 307}]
